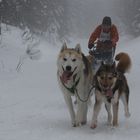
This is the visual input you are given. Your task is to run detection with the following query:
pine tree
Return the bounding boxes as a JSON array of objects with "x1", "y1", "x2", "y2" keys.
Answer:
[
  {"x1": 118, "y1": 0, "x2": 140, "y2": 36},
  {"x1": 0, "y1": 0, "x2": 69, "y2": 41}
]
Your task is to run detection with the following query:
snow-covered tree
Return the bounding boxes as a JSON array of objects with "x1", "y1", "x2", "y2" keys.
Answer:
[
  {"x1": 0, "y1": 0, "x2": 69, "y2": 42},
  {"x1": 118, "y1": 0, "x2": 140, "y2": 36}
]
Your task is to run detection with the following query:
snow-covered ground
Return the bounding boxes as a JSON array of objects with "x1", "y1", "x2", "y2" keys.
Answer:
[{"x1": 0, "y1": 27, "x2": 140, "y2": 140}]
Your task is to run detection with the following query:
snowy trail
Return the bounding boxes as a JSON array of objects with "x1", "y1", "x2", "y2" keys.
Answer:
[{"x1": 0, "y1": 35, "x2": 140, "y2": 140}]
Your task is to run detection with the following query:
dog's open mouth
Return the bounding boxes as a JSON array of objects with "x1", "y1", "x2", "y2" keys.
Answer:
[
  {"x1": 100, "y1": 84, "x2": 113, "y2": 97},
  {"x1": 105, "y1": 88, "x2": 113, "y2": 97},
  {"x1": 60, "y1": 67, "x2": 77, "y2": 84},
  {"x1": 61, "y1": 71, "x2": 73, "y2": 83}
]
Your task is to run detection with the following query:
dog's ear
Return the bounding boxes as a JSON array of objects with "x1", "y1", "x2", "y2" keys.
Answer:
[
  {"x1": 101, "y1": 61, "x2": 104, "y2": 66},
  {"x1": 75, "y1": 44, "x2": 81, "y2": 54},
  {"x1": 60, "y1": 42, "x2": 67, "y2": 52},
  {"x1": 112, "y1": 61, "x2": 116, "y2": 68}
]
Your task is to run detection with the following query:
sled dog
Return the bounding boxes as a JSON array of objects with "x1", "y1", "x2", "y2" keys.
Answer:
[
  {"x1": 91, "y1": 52, "x2": 131, "y2": 128},
  {"x1": 57, "y1": 43, "x2": 93, "y2": 127}
]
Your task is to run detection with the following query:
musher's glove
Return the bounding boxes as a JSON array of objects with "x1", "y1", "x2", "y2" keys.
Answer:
[{"x1": 88, "y1": 44, "x2": 94, "y2": 49}]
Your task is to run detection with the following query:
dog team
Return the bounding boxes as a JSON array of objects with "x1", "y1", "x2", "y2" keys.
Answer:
[{"x1": 57, "y1": 16, "x2": 131, "y2": 128}]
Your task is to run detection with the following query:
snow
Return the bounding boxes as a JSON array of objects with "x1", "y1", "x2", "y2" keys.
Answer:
[{"x1": 0, "y1": 27, "x2": 140, "y2": 140}]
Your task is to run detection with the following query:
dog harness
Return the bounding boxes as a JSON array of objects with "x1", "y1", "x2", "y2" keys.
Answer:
[
  {"x1": 60, "y1": 74, "x2": 80, "y2": 95},
  {"x1": 60, "y1": 73, "x2": 94, "y2": 102},
  {"x1": 96, "y1": 81, "x2": 120, "y2": 103}
]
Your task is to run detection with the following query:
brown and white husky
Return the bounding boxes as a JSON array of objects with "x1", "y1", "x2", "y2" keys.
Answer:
[{"x1": 91, "y1": 52, "x2": 131, "y2": 128}]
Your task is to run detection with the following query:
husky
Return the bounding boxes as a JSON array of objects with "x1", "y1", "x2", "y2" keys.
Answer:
[
  {"x1": 90, "y1": 52, "x2": 131, "y2": 128},
  {"x1": 57, "y1": 43, "x2": 93, "y2": 127}
]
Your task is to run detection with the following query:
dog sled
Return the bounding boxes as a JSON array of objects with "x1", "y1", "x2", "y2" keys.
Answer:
[{"x1": 89, "y1": 41, "x2": 115, "y2": 71}]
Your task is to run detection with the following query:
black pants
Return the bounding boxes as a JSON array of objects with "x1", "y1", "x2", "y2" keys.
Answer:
[{"x1": 94, "y1": 49, "x2": 115, "y2": 63}]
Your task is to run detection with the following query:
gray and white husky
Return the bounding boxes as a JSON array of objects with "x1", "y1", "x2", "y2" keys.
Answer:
[{"x1": 57, "y1": 43, "x2": 93, "y2": 127}]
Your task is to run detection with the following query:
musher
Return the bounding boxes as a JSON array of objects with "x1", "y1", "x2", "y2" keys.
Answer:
[{"x1": 88, "y1": 16, "x2": 119, "y2": 64}]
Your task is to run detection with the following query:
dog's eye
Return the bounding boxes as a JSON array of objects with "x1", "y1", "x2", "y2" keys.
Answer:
[
  {"x1": 108, "y1": 77, "x2": 113, "y2": 80},
  {"x1": 63, "y1": 58, "x2": 67, "y2": 61},
  {"x1": 100, "y1": 76, "x2": 104, "y2": 80},
  {"x1": 72, "y1": 58, "x2": 76, "y2": 62}
]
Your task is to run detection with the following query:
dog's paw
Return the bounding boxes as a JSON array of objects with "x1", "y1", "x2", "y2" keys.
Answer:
[
  {"x1": 90, "y1": 123, "x2": 97, "y2": 129},
  {"x1": 107, "y1": 121, "x2": 112, "y2": 126},
  {"x1": 125, "y1": 112, "x2": 131, "y2": 118},
  {"x1": 81, "y1": 121, "x2": 87, "y2": 125},
  {"x1": 72, "y1": 123, "x2": 77, "y2": 127},
  {"x1": 72, "y1": 120, "x2": 80, "y2": 127},
  {"x1": 113, "y1": 121, "x2": 118, "y2": 127},
  {"x1": 74, "y1": 122, "x2": 81, "y2": 127},
  {"x1": 72, "y1": 121, "x2": 77, "y2": 127},
  {"x1": 73, "y1": 120, "x2": 87, "y2": 127}
]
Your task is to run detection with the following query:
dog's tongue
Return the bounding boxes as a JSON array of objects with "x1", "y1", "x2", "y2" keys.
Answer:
[
  {"x1": 106, "y1": 89, "x2": 113, "y2": 97},
  {"x1": 60, "y1": 71, "x2": 73, "y2": 84}
]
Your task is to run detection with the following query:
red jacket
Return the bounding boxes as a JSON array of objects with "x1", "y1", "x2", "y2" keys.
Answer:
[{"x1": 88, "y1": 24, "x2": 119, "y2": 47}]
